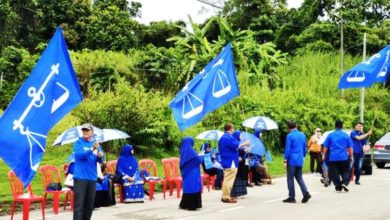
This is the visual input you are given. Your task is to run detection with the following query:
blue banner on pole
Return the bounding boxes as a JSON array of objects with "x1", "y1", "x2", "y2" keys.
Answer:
[
  {"x1": 169, "y1": 43, "x2": 240, "y2": 130},
  {"x1": 338, "y1": 45, "x2": 390, "y2": 89},
  {"x1": 0, "y1": 27, "x2": 83, "y2": 187}
]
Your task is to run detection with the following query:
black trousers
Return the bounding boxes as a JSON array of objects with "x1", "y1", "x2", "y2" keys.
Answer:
[
  {"x1": 73, "y1": 179, "x2": 96, "y2": 220},
  {"x1": 329, "y1": 160, "x2": 350, "y2": 191},
  {"x1": 309, "y1": 151, "x2": 322, "y2": 174}
]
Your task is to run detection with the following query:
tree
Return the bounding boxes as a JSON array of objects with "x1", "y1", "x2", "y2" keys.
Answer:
[{"x1": 139, "y1": 21, "x2": 185, "y2": 48}]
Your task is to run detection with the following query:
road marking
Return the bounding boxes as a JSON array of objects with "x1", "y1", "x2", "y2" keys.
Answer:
[{"x1": 218, "y1": 206, "x2": 245, "y2": 213}]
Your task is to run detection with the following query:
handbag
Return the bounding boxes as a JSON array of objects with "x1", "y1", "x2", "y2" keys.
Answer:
[
  {"x1": 363, "y1": 144, "x2": 370, "y2": 153},
  {"x1": 47, "y1": 182, "x2": 62, "y2": 191}
]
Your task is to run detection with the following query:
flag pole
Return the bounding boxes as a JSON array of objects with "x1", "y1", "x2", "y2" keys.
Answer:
[{"x1": 360, "y1": 33, "x2": 366, "y2": 123}]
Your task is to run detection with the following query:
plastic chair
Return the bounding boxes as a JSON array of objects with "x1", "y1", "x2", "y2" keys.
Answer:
[
  {"x1": 39, "y1": 165, "x2": 72, "y2": 214},
  {"x1": 106, "y1": 160, "x2": 124, "y2": 203},
  {"x1": 61, "y1": 163, "x2": 74, "y2": 211},
  {"x1": 8, "y1": 170, "x2": 45, "y2": 220},
  {"x1": 201, "y1": 170, "x2": 216, "y2": 192},
  {"x1": 139, "y1": 159, "x2": 167, "y2": 200},
  {"x1": 161, "y1": 158, "x2": 182, "y2": 198}
]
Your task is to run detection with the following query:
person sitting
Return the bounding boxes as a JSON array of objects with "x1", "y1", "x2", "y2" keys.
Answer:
[
  {"x1": 116, "y1": 144, "x2": 144, "y2": 203},
  {"x1": 253, "y1": 130, "x2": 272, "y2": 185},
  {"x1": 200, "y1": 143, "x2": 224, "y2": 190},
  {"x1": 94, "y1": 163, "x2": 116, "y2": 208}
]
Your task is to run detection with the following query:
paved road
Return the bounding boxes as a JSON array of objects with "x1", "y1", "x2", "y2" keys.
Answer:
[{"x1": 3, "y1": 167, "x2": 390, "y2": 220}]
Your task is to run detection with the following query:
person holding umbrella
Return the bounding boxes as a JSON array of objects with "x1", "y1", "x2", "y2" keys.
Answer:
[{"x1": 73, "y1": 123, "x2": 104, "y2": 220}]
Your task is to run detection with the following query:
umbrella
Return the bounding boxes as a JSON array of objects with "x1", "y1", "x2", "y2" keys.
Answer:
[
  {"x1": 242, "y1": 116, "x2": 278, "y2": 130},
  {"x1": 196, "y1": 130, "x2": 224, "y2": 141},
  {"x1": 52, "y1": 125, "x2": 130, "y2": 146},
  {"x1": 241, "y1": 132, "x2": 266, "y2": 156},
  {"x1": 318, "y1": 129, "x2": 352, "y2": 145}
]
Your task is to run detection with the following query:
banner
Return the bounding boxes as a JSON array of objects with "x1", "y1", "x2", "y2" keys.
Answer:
[
  {"x1": 169, "y1": 43, "x2": 240, "y2": 130},
  {"x1": 0, "y1": 27, "x2": 83, "y2": 187},
  {"x1": 338, "y1": 45, "x2": 390, "y2": 89}
]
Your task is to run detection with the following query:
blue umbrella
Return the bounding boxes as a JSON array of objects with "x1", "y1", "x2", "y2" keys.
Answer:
[
  {"x1": 196, "y1": 130, "x2": 224, "y2": 141},
  {"x1": 240, "y1": 132, "x2": 265, "y2": 156},
  {"x1": 242, "y1": 116, "x2": 278, "y2": 130},
  {"x1": 52, "y1": 125, "x2": 130, "y2": 146}
]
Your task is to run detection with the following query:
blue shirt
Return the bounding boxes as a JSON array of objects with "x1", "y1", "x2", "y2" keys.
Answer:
[
  {"x1": 284, "y1": 129, "x2": 307, "y2": 166},
  {"x1": 73, "y1": 138, "x2": 103, "y2": 181},
  {"x1": 350, "y1": 130, "x2": 367, "y2": 155},
  {"x1": 323, "y1": 129, "x2": 353, "y2": 161},
  {"x1": 218, "y1": 132, "x2": 240, "y2": 169}
]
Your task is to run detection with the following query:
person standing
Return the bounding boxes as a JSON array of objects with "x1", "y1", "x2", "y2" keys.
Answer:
[
  {"x1": 179, "y1": 137, "x2": 202, "y2": 210},
  {"x1": 218, "y1": 123, "x2": 248, "y2": 203},
  {"x1": 283, "y1": 120, "x2": 311, "y2": 203},
  {"x1": 230, "y1": 131, "x2": 249, "y2": 199},
  {"x1": 73, "y1": 123, "x2": 103, "y2": 220},
  {"x1": 350, "y1": 122, "x2": 372, "y2": 185},
  {"x1": 322, "y1": 120, "x2": 353, "y2": 192},
  {"x1": 308, "y1": 128, "x2": 323, "y2": 175}
]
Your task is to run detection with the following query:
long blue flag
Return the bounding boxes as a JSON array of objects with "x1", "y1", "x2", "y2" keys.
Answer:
[
  {"x1": 169, "y1": 43, "x2": 240, "y2": 130},
  {"x1": 338, "y1": 45, "x2": 390, "y2": 89},
  {"x1": 0, "y1": 27, "x2": 83, "y2": 187}
]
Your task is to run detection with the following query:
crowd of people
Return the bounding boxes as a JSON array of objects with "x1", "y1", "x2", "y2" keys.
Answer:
[{"x1": 67, "y1": 119, "x2": 372, "y2": 219}]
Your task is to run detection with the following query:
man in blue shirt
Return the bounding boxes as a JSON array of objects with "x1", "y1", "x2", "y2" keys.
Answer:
[
  {"x1": 350, "y1": 122, "x2": 372, "y2": 185},
  {"x1": 322, "y1": 120, "x2": 353, "y2": 192},
  {"x1": 73, "y1": 123, "x2": 103, "y2": 220},
  {"x1": 218, "y1": 123, "x2": 249, "y2": 203},
  {"x1": 283, "y1": 120, "x2": 311, "y2": 203}
]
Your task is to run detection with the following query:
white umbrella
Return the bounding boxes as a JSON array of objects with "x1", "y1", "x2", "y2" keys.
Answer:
[
  {"x1": 318, "y1": 129, "x2": 352, "y2": 145},
  {"x1": 196, "y1": 130, "x2": 224, "y2": 141},
  {"x1": 242, "y1": 116, "x2": 278, "y2": 130},
  {"x1": 52, "y1": 126, "x2": 130, "y2": 146}
]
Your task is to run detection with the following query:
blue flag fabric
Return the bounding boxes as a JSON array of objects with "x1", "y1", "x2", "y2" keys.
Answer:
[
  {"x1": 338, "y1": 45, "x2": 390, "y2": 89},
  {"x1": 169, "y1": 43, "x2": 240, "y2": 130},
  {"x1": 0, "y1": 27, "x2": 83, "y2": 187}
]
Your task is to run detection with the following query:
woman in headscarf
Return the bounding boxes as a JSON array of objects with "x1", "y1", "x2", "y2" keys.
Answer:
[
  {"x1": 179, "y1": 137, "x2": 202, "y2": 210},
  {"x1": 200, "y1": 143, "x2": 224, "y2": 190},
  {"x1": 252, "y1": 130, "x2": 272, "y2": 184},
  {"x1": 230, "y1": 131, "x2": 249, "y2": 198},
  {"x1": 116, "y1": 144, "x2": 144, "y2": 203}
]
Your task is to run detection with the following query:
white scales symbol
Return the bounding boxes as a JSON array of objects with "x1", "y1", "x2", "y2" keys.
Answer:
[
  {"x1": 181, "y1": 58, "x2": 232, "y2": 119},
  {"x1": 377, "y1": 50, "x2": 390, "y2": 78},
  {"x1": 12, "y1": 63, "x2": 70, "y2": 171},
  {"x1": 346, "y1": 53, "x2": 381, "y2": 82}
]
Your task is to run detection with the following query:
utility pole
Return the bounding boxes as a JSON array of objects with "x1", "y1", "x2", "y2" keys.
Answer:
[
  {"x1": 360, "y1": 32, "x2": 367, "y2": 123},
  {"x1": 340, "y1": 0, "x2": 345, "y2": 97}
]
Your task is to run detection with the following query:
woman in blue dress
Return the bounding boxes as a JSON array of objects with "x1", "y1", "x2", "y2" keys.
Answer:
[
  {"x1": 179, "y1": 137, "x2": 202, "y2": 210},
  {"x1": 116, "y1": 144, "x2": 144, "y2": 203}
]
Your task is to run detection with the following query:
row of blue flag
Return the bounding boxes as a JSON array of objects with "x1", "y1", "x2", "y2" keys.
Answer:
[{"x1": 0, "y1": 26, "x2": 388, "y2": 188}]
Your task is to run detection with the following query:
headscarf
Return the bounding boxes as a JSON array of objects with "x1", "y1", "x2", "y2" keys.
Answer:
[
  {"x1": 179, "y1": 137, "x2": 198, "y2": 168},
  {"x1": 116, "y1": 144, "x2": 138, "y2": 177},
  {"x1": 232, "y1": 130, "x2": 242, "y2": 141},
  {"x1": 253, "y1": 130, "x2": 262, "y2": 139}
]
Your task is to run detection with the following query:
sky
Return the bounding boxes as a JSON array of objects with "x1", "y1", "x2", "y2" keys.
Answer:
[{"x1": 135, "y1": 0, "x2": 304, "y2": 25}]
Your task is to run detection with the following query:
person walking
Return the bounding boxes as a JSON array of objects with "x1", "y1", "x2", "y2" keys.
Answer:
[
  {"x1": 283, "y1": 120, "x2": 311, "y2": 203},
  {"x1": 218, "y1": 123, "x2": 249, "y2": 203},
  {"x1": 350, "y1": 122, "x2": 372, "y2": 185},
  {"x1": 73, "y1": 123, "x2": 104, "y2": 220},
  {"x1": 308, "y1": 128, "x2": 323, "y2": 175},
  {"x1": 322, "y1": 120, "x2": 353, "y2": 192}
]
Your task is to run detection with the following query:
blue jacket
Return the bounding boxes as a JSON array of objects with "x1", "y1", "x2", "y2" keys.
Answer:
[
  {"x1": 218, "y1": 132, "x2": 240, "y2": 169},
  {"x1": 284, "y1": 129, "x2": 307, "y2": 167},
  {"x1": 73, "y1": 138, "x2": 102, "y2": 181}
]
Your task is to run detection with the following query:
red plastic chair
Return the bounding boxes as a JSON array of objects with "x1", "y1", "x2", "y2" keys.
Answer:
[
  {"x1": 106, "y1": 160, "x2": 124, "y2": 203},
  {"x1": 39, "y1": 165, "x2": 72, "y2": 214},
  {"x1": 201, "y1": 171, "x2": 216, "y2": 192},
  {"x1": 161, "y1": 158, "x2": 182, "y2": 198},
  {"x1": 61, "y1": 163, "x2": 74, "y2": 211},
  {"x1": 8, "y1": 170, "x2": 45, "y2": 220},
  {"x1": 139, "y1": 159, "x2": 167, "y2": 200}
]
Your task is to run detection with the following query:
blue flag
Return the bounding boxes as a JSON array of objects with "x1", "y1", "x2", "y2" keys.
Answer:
[
  {"x1": 338, "y1": 45, "x2": 390, "y2": 89},
  {"x1": 0, "y1": 27, "x2": 83, "y2": 187},
  {"x1": 169, "y1": 43, "x2": 240, "y2": 130}
]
